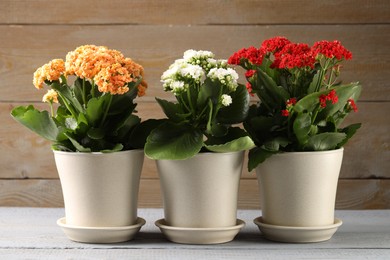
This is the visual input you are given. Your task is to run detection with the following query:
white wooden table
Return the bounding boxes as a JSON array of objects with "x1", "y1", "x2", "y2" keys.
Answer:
[{"x1": 0, "y1": 208, "x2": 389, "y2": 259}]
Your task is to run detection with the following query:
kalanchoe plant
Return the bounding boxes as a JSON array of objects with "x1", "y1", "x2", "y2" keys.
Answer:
[
  {"x1": 228, "y1": 37, "x2": 362, "y2": 171},
  {"x1": 11, "y1": 45, "x2": 148, "y2": 152},
  {"x1": 144, "y1": 49, "x2": 254, "y2": 160}
]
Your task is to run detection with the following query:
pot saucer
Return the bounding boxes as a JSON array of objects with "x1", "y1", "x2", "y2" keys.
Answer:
[
  {"x1": 254, "y1": 217, "x2": 342, "y2": 243},
  {"x1": 57, "y1": 217, "x2": 145, "y2": 243},
  {"x1": 155, "y1": 219, "x2": 245, "y2": 244}
]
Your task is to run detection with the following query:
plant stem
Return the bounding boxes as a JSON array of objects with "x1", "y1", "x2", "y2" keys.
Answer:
[
  {"x1": 91, "y1": 79, "x2": 95, "y2": 98},
  {"x1": 100, "y1": 94, "x2": 113, "y2": 128},
  {"x1": 50, "y1": 102, "x2": 54, "y2": 117},
  {"x1": 82, "y1": 78, "x2": 87, "y2": 106},
  {"x1": 57, "y1": 92, "x2": 77, "y2": 119}
]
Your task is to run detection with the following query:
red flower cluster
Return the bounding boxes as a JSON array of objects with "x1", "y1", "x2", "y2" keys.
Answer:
[
  {"x1": 227, "y1": 46, "x2": 265, "y2": 66},
  {"x1": 281, "y1": 97, "x2": 297, "y2": 117},
  {"x1": 246, "y1": 82, "x2": 254, "y2": 97},
  {"x1": 260, "y1": 36, "x2": 291, "y2": 53},
  {"x1": 228, "y1": 37, "x2": 352, "y2": 69},
  {"x1": 319, "y1": 89, "x2": 338, "y2": 108},
  {"x1": 348, "y1": 98, "x2": 358, "y2": 112},
  {"x1": 312, "y1": 40, "x2": 352, "y2": 60},
  {"x1": 273, "y1": 43, "x2": 315, "y2": 69},
  {"x1": 245, "y1": 69, "x2": 256, "y2": 78}
]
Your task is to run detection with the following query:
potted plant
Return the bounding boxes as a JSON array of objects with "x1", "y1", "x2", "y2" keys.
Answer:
[
  {"x1": 228, "y1": 37, "x2": 362, "y2": 242},
  {"x1": 145, "y1": 49, "x2": 254, "y2": 244},
  {"x1": 11, "y1": 45, "x2": 149, "y2": 243}
]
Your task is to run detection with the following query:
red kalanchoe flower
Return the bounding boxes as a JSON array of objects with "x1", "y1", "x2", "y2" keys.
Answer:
[
  {"x1": 228, "y1": 47, "x2": 265, "y2": 66},
  {"x1": 348, "y1": 98, "x2": 358, "y2": 112},
  {"x1": 245, "y1": 46, "x2": 265, "y2": 65},
  {"x1": 312, "y1": 40, "x2": 352, "y2": 60},
  {"x1": 281, "y1": 109, "x2": 289, "y2": 117},
  {"x1": 245, "y1": 69, "x2": 256, "y2": 78},
  {"x1": 319, "y1": 89, "x2": 338, "y2": 108},
  {"x1": 273, "y1": 43, "x2": 316, "y2": 69},
  {"x1": 328, "y1": 89, "x2": 338, "y2": 104},
  {"x1": 246, "y1": 82, "x2": 254, "y2": 97},
  {"x1": 227, "y1": 48, "x2": 247, "y2": 65},
  {"x1": 286, "y1": 97, "x2": 297, "y2": 107},
  {"x1": 260, "y1": 36, "x2": 291, "y2": 53}
]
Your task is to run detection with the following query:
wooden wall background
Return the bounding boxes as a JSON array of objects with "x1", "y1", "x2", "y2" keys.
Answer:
[{"x1": 0, "y1": 0, "x2": 389, "y2": 209}]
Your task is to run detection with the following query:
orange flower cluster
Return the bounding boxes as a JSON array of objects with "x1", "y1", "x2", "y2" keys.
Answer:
[
  {"x1": 33, "y1": 59, "x2": 65, "y2": 89},
  {"x1": 33, "y1": 45, "x2": 147, "y2": 96},
  {"x1": 42, "y1": 89, "x2": 58, "y2": 103}
]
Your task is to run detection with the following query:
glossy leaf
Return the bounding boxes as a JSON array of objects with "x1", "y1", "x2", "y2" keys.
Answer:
[
  {"x1": 304, "y1": 132, "x2": 346, "y2": 151},
  {"x1": 248, "y1": 147, "x2": 276, "y2": 172},
  {"x1": 11, "y1": 105, "x2": 59, "y2": 141},
  {"x1": 156, "y1": 98, "x2": 183, "y2": 122},
  {"x1": 218, "y1": 84, "x2": 250, "y2": 124},
  {"x1": 145, "y1": 122, "x2": 203, "y2": 160},
  {"x1": 205, "y1": 127, "x2": 255, "y2": 152}
]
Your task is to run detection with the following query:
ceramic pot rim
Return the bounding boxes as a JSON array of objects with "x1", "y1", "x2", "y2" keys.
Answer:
[
  {"x1": 157, "y1": 150, "x2": 245, "y2": 161},
  {"x1": 53, "y1": 149, "x2": 144, "y2": 157},
  {"x1": 272, "y1": 147, "x2": 344, "y2": 157}
]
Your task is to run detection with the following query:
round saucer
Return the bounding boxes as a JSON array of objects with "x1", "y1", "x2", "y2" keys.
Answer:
[
  {"x1": 254, "y1": 217, "x2": 342, "y2": 243},
  {"x1": 155, "y1": 219, "x2": 245, "y2": 244},
  {"x1": 57, "y1": 217, "x2": 145, "y2": 243}
]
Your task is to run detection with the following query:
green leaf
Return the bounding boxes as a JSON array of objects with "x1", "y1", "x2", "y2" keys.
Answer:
[
  {"x1": 217, "y1": 84, "x2": 250, "y2": 124},
  {"x1": 197, "y1": 78, "x2": 221, "y2": 107},
  {"x1": 293, "y1": 112, "x2": 312, "y2": 145},
  {"x1": 304, "y1": 132, "x2": 347, "y2": 151},
  {"x1": 65, "y1": 117, "x2": 77, "y2": 130},
  {"x1": 307, "y1": 70, "x2": 322, "y2": 94},
  {"x1": 100, "y1": 143, "x2": 124, "y2": 153},
  {"x1": 263, "y1": 137, "x2": 290, "y2": 151},
  {"x1": 156, "y1": 98, "x2": 183, "y2": 122},
  {"x1": 248, "y1": 147, "x2": 276, "y2": 172},
  {"x1": 11, "y1": 105, "x2": 59, "y2": 141},
  {"x1": 129, "y1": 119, "x2": 166, "y2": 149},
  {"x1": 87, "y1": 127, "x2": 105, "y2": 140},
  {"x1": 113, "y1": 114, "x2": 140, "y2": 137},
  {"x1": 256, "y1": 68, "x2": 289, "y2": 106},
  {"x1": 145, "y1": 122, "x2": 203, "y2": 160},
  {"x1": 64, "y1": 133, "x2": 91, "y2": 152},
  {"x1": 51, "y1": 81, "x2": 84, "y2": 114},
  {"x1": 337, "y1": 123, "x2": 361, "y2": 148},
  {"x1": 205, "y1": 127, "x2": 255, "y2": 152},
  {"x1": 85, "y1": 96, "x2": 107, "y2": 126}
]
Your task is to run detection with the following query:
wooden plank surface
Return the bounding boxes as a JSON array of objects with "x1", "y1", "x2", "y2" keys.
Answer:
[
  {"x1": 0, "y1": 0, "x2": 389, "y2": 25},
  {"x1": 0, "y1": 208, "x2": 389, "y2": 259},
  {"x1": 1, "y1": 179, "x2": 389, "y2": 209},
  {"x1": 0, "y1": 25, "x2": 389, "y2": 102}
]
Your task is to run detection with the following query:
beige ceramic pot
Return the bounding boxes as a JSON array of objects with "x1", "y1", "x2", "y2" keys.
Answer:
[
  {"x1": 54, "y1": 149, "x2": 144, "y2": 228},
  {"x1": 255, "y1": 148, "x2": 344, "y2": 228},
  {"x1": 156, "y1": 151, "x2": 244, "y2": 228}
]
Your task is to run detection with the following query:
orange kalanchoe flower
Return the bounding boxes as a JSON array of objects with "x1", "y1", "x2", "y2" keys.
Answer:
[
  {"x1": 63, "y1": 45, "x2": 147, "y2": 96},
  {"x1": 94, "y1": 63, "x2": 132, "y2": 95},
  {"x1": 33, "y1": 59, "x2": 65, "y2": 89},
  {"x1": 42, "y1": 89, "x2": 58, "y2": 103}
]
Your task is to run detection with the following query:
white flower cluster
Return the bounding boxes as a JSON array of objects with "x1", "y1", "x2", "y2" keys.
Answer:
[
  {"x1": 161, "y1": 50, "x2": 239, "y2": 96},
  {"x1": 207, "y1": 67, "x2": 239, "y2": 92},
  {"x1": 221, "y1": 94, "x2": 232, "y2": 107}
]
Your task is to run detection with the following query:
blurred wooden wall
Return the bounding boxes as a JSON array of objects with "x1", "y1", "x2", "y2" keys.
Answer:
[{"x1": 0, "y1": 0, "x2": 389, "y2": 209}]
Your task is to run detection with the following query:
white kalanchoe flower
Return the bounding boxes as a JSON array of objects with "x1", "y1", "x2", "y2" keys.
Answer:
[
  {"x1": 217, "y1": 59, "x2": 228, "y2": 68},
  {"x1": 221, "y1": 94, "x2": 232, "y2": 107},
  {"x1": 170, "y1": 80, "x2": 186, "y2": 95},
  {"x1": 184, "y1": 49, "x2": 214, "y2": 61},
  {"x1": 179, "y1": 64, "x2": 204, "y2": 82},
  {"x1": 207, "y1": 67, "x2": 239, "y2": 92}
]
